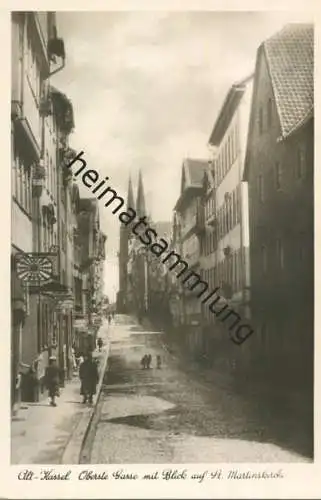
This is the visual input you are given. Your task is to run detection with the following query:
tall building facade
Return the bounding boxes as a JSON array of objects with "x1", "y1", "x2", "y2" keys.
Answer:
[
  {"x1": 200, "y1": 74, "x2": 253, "y2": 372},
  {"x1": 243, "y1": 24, "x2": 314, "y2": 423},
  {"x1": 11, "y1": 12, "x2": 66, "y2": 411},
  {"x1": 11, "y1": 12, "x2": 107, "y2": 413}
]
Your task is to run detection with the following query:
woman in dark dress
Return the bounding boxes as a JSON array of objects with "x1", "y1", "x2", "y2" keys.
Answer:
[
  {"x1": 79, "y1": 352, "x2": 99, "y2": 404},
  {"x1": 45, "y1": 356, "x2": 60, "y2": 407}
]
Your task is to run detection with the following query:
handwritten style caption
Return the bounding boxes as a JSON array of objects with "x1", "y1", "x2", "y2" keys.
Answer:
[{"x1": 18, "y1": 468, "x2": 284, "y2": 482}]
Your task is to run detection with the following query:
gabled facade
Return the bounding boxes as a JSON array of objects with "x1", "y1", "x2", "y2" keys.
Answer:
[
  {"x1": 174, "y1": 158, "x2": 208, "y2": 356},
  {"x1": 243, "y1": 23, "x2": 314, "y2": 449}
]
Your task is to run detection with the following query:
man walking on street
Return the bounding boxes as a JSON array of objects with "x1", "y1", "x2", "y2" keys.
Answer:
[
  {"x1": 79, "y1": 352, "x2": 99, "y2": 404},
  {"x1": 44, "y1": 356, "x2": 60, "y2": 407},
  {"x1": 97, "y1": 337, "x2": 103, "y2": 352},
  {"x1": 146, "y1": 354, "x2": 152, "y2": 369}
]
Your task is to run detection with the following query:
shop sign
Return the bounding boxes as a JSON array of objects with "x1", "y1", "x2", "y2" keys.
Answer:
[{"x1": 16, "y1": 254, "x2": 53, "y2": 283}]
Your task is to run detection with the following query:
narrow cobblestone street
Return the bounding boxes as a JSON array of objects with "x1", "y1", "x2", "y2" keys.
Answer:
[{"x1": 81, "y1": 315, "x2": 309, "y2": 464}]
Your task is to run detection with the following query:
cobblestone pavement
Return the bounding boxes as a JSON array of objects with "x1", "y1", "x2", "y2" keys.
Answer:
[{"x1": 83, "y1": 315, "x2": 310, "y2": 464}]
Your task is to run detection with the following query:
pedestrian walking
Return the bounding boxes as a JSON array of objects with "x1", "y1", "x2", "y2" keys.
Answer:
[
  {"x1": 156, "y1": 354, "x2": 162, "y2": 369},
  {"x1": 140, "y1": 354, "x2": 147, "y2": 369},
  {"x1": 108, "y1": 314, "x2": 112, "y2": 325},
  {"x1": 79, "y1": 352, "x2": 99, "y2": 404},
  {"x1": 97, "y1": 337, "x2": 103, "y2": 352},
  {"x1": 44, "y1": 356, "x2": 60, "y2": 407},
  {"x1": 146, "y1": 354, "x2": 152, "y2": 369}
]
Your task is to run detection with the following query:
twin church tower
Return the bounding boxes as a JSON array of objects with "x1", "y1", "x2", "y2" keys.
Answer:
[{"x1": 117, "y1": 170, "x2": 147, "y2": 313}]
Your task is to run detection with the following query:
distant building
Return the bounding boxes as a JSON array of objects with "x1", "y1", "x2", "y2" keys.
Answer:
[
  {"x1": 147, "y1": 221, "x2": 172, "y2": 328},
  {"x1": 167, "y1": 212, "x2": 185, "y2": 328},
  {"x1": 243, "y1": 24, "x2": 314, "y2": 435},
  {"x1": 174, "y1": 159, "x2": 208, "y2": 357},
  {"x1": 131, "y1": 170, "x2": 149, "y2": 318},
  {"x1": 77, "y1": 198, "x2": 106, "y2": 351},
  {"x1": 117, "y1": 176, "x2": 135, "y2": 313}
]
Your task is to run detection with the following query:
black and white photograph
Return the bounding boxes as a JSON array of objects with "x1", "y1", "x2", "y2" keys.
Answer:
[{"x1": 10, "y1": 8, "x2": 314, "y2": 475}]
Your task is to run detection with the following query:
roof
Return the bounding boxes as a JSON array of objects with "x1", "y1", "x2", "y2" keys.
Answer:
[
  {"x1": 78, "y1": 198, "x2": 99, "y2": 213},
  {"x1": 209, "y1": 73, "x2": 254, "y2": 146},
  {"x1": 174, "y1": 158, "x2": 208, "y2": 211},
  {"x1": 263, "y1": 23, "x2": 314, "y2": 139},
  {"x1": 184, "y1": 158, "x2": 209, "y2": 187}
]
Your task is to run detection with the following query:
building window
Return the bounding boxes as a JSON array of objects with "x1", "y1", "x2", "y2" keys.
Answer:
[
  {"x1": 261, "y1": 245, "x2": 267, "y2": 274},
  {"x1": 275, "y1": 161, "x2": 282, "y2": 190},
  {"x1": 267, "y1": 98, "x2": 272, "y2": 128},
  {"x1": 232, "y1": 190, "x2": 236, "y2": 227},
  {"x1": 234, "y1": 125, "x2": 238, "y2": 157},
  {"x1": 230, "y1": 131, "x2": 234, "y2": 163},
  {"x1": 61, "y1": 221, "x2": 66, "y2": 251},
  {"x1": 276, "y1": 238, "x2": 284, "y2": 269},
  {"x1": 235, "y1": 186, "x2": 241, "y2": 224},
  {"x1": 296, "y1": 143, "x2": 307, "y2": 179},
  {"x1": 225, "y1": 141, "x2": 228, "y2": 174},
  {"x1": 259, "y1": 106, "x2": 263, "y2": 134},
  {"x1": 26, "y1": 167, "x2": 31, "y2": 214},
  {"x1": 222, "y1": 147, "x2": 225, "y2": 178},
  {"x1": 233, "y1": 252, "x2": 237, "y2": 292},
  {"x1": 258, "y1": 174, "x2": 264, "y2": 202},
  {"x1": 227, "y1": 136, "x2": 230, "y2": 170},
  {"x1": 43, "y1": 220, "x2": 47, "y2": 251},
  {"x1": 20, "y1": 161, "x2": 25, "y2": 208}
]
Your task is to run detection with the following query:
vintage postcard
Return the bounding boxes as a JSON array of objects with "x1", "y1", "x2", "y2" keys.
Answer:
[{"x1": 1, "y1": 1, "x2": 320, "y2": 498}]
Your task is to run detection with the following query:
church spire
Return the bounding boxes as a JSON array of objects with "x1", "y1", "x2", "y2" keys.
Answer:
[
  {"x1": 127, "y1": 175, "x2": 135, "y2": 210},
  {"x1": 136, "y1": 170, "x2": 146, "y2": 218}
]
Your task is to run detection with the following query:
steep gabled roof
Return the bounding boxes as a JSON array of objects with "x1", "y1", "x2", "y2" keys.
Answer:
[
  {"x1": 184, "y1": 158, "x2": 209, "y2": 187},
  {"x1": 263, "y1": 23, "x2": 314, "y2": 139},
  {"x1": 208, "y1": 73, "x2": 254, "y2": 146},
  {"x1": 174, "y1": 158, "x2": 208, "y2": 211}
]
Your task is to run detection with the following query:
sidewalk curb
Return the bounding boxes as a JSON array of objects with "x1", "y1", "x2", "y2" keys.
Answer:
[{"x1": 61, "y1": 333, "x2": 110, "y2": 464}]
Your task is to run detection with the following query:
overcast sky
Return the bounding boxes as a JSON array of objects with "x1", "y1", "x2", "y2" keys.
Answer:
[{"x1": 52, "y1": 10, "x2": 312, "y2": 301}]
